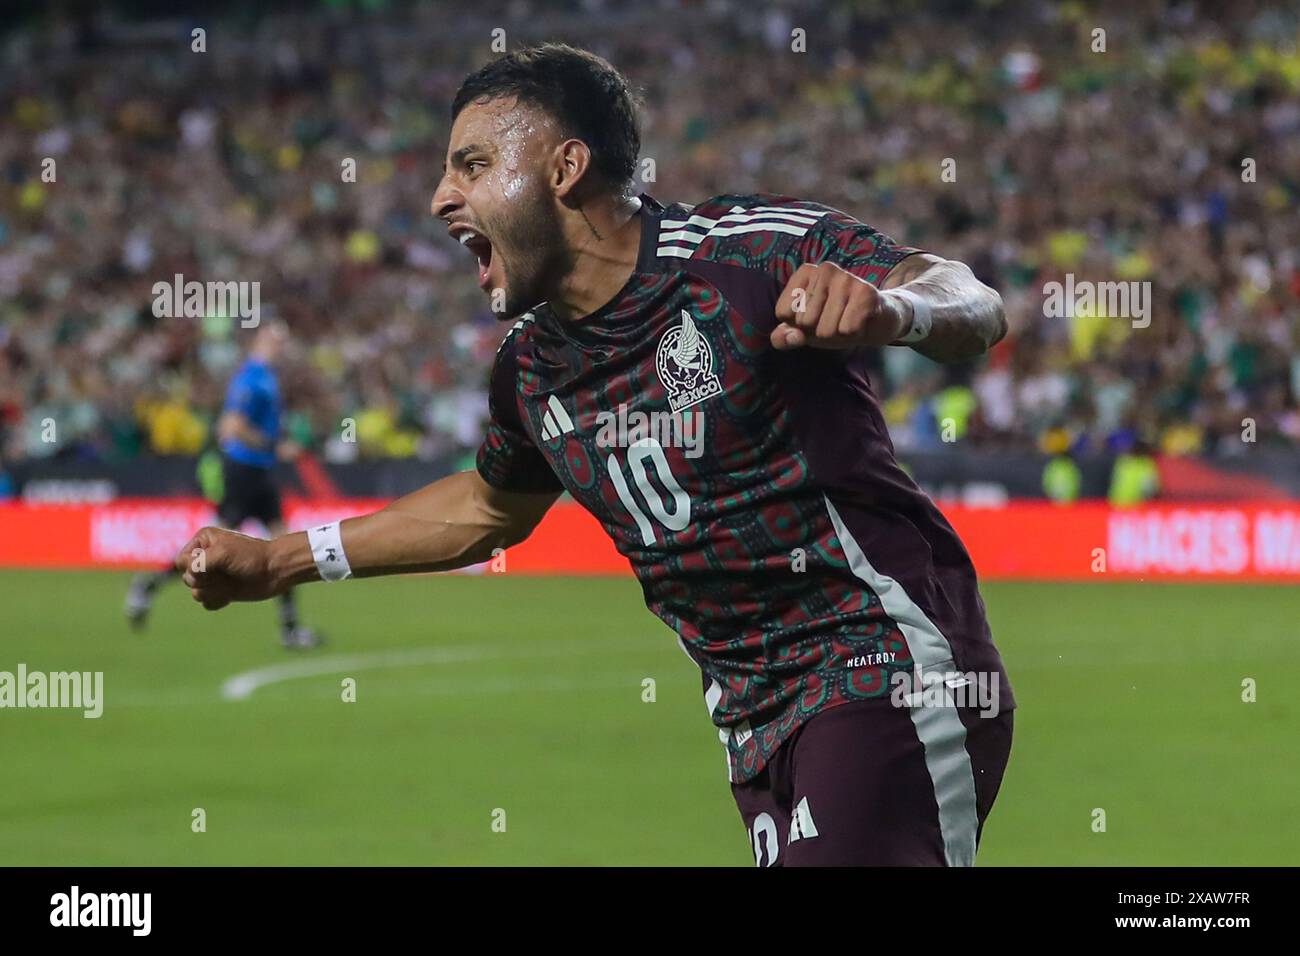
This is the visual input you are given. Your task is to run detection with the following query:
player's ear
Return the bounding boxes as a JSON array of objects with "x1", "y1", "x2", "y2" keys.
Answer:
[{"x1": 551, "y1": 138, "x2": 593, "y2": 199}]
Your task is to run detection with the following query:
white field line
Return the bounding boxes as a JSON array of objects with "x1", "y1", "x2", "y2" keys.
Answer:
[
  {"x1": 220, "y1": 645, "x2": 495, "y2": 701},
  {"x1": 239, "y1": 670, "x2": 640, "y2": 704},
  {"x1": 219, "y1": 641, "x2": 650, "y2": 702}
]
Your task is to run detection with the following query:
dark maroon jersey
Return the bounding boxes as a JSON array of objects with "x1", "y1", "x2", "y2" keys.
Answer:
[{"x1": 477, "y1": 193, "x2": 1015, "y2": 783}]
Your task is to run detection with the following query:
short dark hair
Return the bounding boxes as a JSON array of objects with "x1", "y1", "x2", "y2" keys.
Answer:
[{"x1": 451, "y1": 43, "x2": 641, "y2": 194}]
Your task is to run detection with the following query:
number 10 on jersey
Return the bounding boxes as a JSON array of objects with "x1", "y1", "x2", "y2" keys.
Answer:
[{"x1": 607, "y1": 438, "x2": 691, "y2": 545}]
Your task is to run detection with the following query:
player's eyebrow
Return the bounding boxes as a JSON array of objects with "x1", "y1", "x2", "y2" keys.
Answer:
[{"x1": 442, "y1": 144, "x2": 488, "y2": 173}]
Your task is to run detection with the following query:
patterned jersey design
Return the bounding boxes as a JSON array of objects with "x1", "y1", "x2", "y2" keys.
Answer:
[{"x1": 477, "y1": 192, "x2": 1004, "y2": 783}]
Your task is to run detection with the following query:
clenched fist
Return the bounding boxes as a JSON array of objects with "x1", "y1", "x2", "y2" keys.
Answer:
[
  {"x1": 772, "y1": 261, "x2": 911, "y2": 350},
  {"x1": 176, "y1": 526, "x2": 281, "y2": 610}
]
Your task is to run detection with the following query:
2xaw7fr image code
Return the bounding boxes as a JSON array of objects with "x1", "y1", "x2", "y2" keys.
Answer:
[{"x1": 1114, "y1": 892, "x2": 1253, "y2": 930}]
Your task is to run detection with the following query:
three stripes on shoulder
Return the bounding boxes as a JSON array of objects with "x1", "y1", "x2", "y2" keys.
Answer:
[{"x1": 656, "y1": 204, "x2": 825, "y2": 260}]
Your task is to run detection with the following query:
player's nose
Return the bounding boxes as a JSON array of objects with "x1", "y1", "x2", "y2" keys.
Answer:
[{"x1": 431, "y1": 177, "x2": 462, "y2": 221}]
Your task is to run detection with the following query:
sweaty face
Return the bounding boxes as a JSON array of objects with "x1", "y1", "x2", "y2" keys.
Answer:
[{"x1": 434, "y1": 98, "x2": 571, "y2": 319}]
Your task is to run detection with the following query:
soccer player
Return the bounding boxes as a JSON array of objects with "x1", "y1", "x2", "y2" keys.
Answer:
[
  {"x1": 128, "y1": 320, "x2": 322, "y2": 649},
  {"x1": 178, "y1": 44, "x2": 1014, "y2": 865}
]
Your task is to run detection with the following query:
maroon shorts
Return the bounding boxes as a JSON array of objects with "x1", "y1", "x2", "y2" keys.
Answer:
[{"x1": 731, "y1": 697, "x2": 1013, "y2": 866}]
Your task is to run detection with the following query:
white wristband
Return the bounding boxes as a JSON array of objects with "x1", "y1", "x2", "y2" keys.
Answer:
[
  {"x1": 307, "y1": 521, "x2": 353, "y2": 582},
  {"x1": 888, "y1": 288, "x2": 933, "y2": 345}
]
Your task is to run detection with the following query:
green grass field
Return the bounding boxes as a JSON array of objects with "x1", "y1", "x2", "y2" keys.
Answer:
[{"x1": 1, "y1": 570, "x2": 1296, "y2": 865}]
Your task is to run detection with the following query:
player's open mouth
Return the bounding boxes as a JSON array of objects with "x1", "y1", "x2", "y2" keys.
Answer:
[{"x1": 454, "y1": 227, "x2": 495, "y2": 290}]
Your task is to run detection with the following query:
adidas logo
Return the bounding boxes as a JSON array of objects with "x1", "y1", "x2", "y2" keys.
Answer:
[
  {"x1": 788, "y1": 796, "x2": 819, "y2": 845},
  {"x1": 539, "y1": 395, "x2": 574, "y2": 442}
]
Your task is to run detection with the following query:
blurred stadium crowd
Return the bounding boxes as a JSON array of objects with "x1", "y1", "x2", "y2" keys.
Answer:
[{"x1": 1, "y1": 0, "x2": 1298, "y2": 478}]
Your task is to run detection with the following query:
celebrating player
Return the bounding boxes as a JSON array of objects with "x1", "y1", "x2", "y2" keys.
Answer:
[
  {"x1": 177, "y1": 44, "x2": 1014, "y2": 865},
  {"x1": 129, "y1": 320, "x2": 322, "y2": 649}
]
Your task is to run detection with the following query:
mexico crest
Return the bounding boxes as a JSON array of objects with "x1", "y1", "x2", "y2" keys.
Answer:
[{"x1": 655, "y1": 310, "x2": 722, "y2": 413}]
